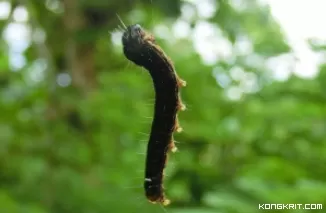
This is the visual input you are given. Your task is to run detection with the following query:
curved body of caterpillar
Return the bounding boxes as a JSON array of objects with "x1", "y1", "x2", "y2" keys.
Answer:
[{"x1": 122, "y1": 24, "x2": 186, "y2": 205}]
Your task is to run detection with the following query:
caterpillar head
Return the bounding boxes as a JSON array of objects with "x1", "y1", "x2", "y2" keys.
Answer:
[{"x1": 122, "y1": 24, "x2": 156, "y2": 66}]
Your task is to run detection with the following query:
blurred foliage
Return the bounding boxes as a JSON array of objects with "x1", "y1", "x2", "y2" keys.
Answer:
[{"x1": 0, "y1": 0, "x2": 326, "y2": 213}]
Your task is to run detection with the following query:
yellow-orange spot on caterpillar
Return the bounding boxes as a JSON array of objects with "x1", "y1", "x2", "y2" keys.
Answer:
[
  {"x1": 168, "y1": 141, "x2": 178, "y2": 152},
  {"x1": 171, "y1": 146, "x2": 178, "y2": 153},
  {"x1": 177, "y1": 103, "x2": 186, "y2": 111},
  {"x1": 174, "y1": 118, "x2": 182, "y2": 133},
  {"x1": 178, "y1": 79, "x2": 187, "y2": 87}
]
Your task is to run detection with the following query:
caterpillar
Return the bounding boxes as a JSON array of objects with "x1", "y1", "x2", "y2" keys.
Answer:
[{"x1": 122, "y1": 24, "x2": 186, "y2": 205}]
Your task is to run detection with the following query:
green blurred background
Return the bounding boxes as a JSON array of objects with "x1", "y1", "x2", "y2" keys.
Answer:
[{"x1": 1, "y1": 0, "x2": 326, "y2": 212}]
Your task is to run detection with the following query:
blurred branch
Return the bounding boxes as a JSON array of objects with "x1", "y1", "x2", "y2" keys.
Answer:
[{"x1": 63, "y1": 0, "x2": 97, "y2": 93}]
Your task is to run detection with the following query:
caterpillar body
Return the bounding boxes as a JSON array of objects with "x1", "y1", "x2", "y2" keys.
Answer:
[{"x1": 122, "y1": 24, "x2": 186, "y2": 205}]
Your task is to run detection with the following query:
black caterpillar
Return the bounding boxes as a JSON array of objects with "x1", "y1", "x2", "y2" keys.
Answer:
[{"x1": 122, "y1": 24, "x2": 186, "y2": 205}]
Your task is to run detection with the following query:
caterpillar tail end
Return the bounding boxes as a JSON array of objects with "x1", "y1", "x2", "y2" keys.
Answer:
[
  {"x1": 162, "y1": 199, "x2": 171, "y2": 206},
  {"x1": 148, "y1": 198, "x2": 171, "y2": 206},
  {"x1": 147, "y1": 193, "x2": 171, "y2": 206}
]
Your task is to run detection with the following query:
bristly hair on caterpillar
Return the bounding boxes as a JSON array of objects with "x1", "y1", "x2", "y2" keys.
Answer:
[{"x1": 121, "y1": 24, "x2": 186, "y2": 206}]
